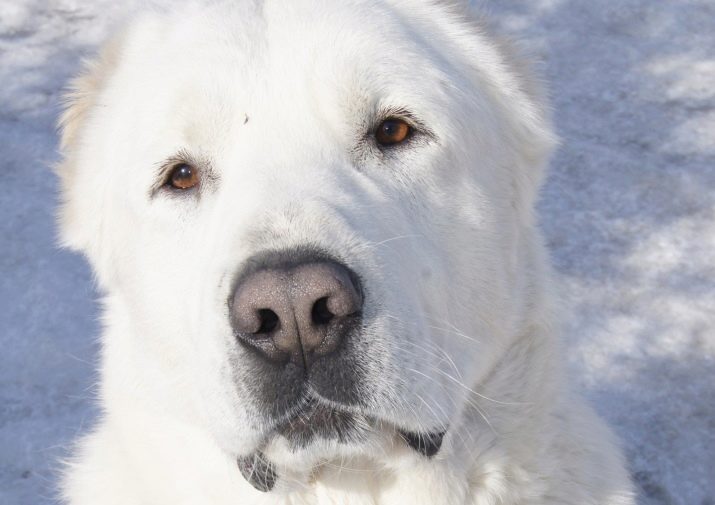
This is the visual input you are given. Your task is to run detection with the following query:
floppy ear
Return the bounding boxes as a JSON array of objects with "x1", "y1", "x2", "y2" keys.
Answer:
[
  {"x1": 55, "y1": 32, "x2": 125, "y2": 271},
  {"x1": 491, "y1": 35, "x2": 558, "y2": 219},
  {"x1": 58, "y1": 32, "x2": 124, "y2": 160},
  {"x1": 453, "y1": 7, "x2": 558, "y2": 220}
]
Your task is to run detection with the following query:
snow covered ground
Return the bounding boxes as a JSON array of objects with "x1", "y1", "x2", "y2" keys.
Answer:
[{"x1": 1, "y1": 1, "x2": 713, "y2": 504}]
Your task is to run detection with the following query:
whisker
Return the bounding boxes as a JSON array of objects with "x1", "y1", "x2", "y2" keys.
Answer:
[{"x1": 368, "y1": 234, "x2": 425, "y2": 247}]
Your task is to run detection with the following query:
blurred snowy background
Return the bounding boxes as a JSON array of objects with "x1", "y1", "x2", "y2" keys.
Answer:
[{"x1": 1, "y1": 1, "x2": 713, "y2": 504}]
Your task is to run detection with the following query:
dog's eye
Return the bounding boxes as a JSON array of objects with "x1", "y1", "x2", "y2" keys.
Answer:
[
  {"x1": 166, "y1": 163, "x2": 199, "y2": 190},
  {"x1": 375, "y1": 118, "x2": 412, "y2": 146}
]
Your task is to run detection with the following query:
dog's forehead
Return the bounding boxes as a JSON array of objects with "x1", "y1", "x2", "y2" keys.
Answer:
[
  {"x1": 120, "y1": 0, "x2": 453, "y2": 104},
  {"x1": 101, "y1": 0, "x2": 462, "y2": 160}
]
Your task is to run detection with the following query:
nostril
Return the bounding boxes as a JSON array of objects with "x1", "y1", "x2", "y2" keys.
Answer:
[
  {"x1": 256, "y1": 309, "x2": 280, "y2": 334},
  {"x1": 311, "y1": 297, "x2": 334, "y2": 326}
]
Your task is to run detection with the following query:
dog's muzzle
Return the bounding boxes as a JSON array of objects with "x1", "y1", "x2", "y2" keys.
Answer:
[
  {"x1": 229, "y1": 249, "x2": 446, "y2": 492},
  {"x1": 229, "y1": 249, "x2": 366, "y2": 420}
]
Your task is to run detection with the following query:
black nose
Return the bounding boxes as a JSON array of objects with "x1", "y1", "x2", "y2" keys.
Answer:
[{"x1": 230, "y1": 255, "x2": 363, "y2": 369}]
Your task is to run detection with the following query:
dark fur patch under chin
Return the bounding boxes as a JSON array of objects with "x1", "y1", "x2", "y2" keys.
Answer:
[
  {"x1": 398, "y1": 429, "x2": 446, "y2": 457},
  {"x1": 237, "y1": 451, "x2": 277, "y2": 492}
]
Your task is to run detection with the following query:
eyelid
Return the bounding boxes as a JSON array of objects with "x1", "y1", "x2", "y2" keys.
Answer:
[
  {"x1": 373, "y1": 107, "x2": 432, "y2": 137},
  {"x1": 150, "y1": 150, "x2": 213, "y2": 198}
]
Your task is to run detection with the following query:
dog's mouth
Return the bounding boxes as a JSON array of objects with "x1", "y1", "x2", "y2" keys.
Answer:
[
  {"x1": 237, "y1": 395, "x2": 446, "y2": 492},
  {"x1": 274, "y1": 396, "x2": 370, "y2": 449},
  {"x1": 238, "y1": 396, "x2": 367, "y2": 492}
]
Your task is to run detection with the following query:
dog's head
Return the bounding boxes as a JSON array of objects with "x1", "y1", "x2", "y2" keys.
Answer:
[{"x1": 57, "y1": 0, "x2": 554, "y2": 490}]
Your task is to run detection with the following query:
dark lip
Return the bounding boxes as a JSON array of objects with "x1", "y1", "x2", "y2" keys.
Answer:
[
  {"x1": 274, "y1": 395, "x2": 370, "y2": 449},
  {"x1": 260, "y1": 391, "x2": 448, "y2": 457}
]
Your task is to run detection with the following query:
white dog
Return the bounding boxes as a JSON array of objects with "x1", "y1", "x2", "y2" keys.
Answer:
[{"x1": 56, "y1": 1, "x2": 634, "y2": 503}]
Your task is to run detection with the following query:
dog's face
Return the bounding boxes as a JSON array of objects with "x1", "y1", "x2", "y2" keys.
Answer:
[{"x1": 58, "y1": 0, "x2": 553, "y2": 484}]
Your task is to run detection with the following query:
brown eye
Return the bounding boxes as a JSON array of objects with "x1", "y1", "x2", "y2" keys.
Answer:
[
  {"x1": 375, "y1": 118, "x2": 412, "y2": 146},
  {"x1": 167, "y1": 163, "x2": 199, "y2": 190}
]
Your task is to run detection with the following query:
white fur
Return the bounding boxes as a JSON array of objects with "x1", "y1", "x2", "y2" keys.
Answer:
[{"x1": 57, "y1": 1, "x2": 634, "y2": 503}]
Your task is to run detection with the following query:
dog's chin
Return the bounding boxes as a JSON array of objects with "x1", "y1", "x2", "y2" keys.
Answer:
[
  {"x1": 275, "y1": 397, "x2": 371, "y2": 450},
  {"x1": 236, "y1": 398, "x2": 376, "y2": 492},
  {"x1": 236, "y1": 396, "x2": 448, "y2": 493},
  {"x1": 260, "y1": 396, "x2": 378, "y2": 470}
]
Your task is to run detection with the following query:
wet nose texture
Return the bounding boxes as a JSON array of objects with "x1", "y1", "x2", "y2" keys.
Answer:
[{"x1": 230, "y1": 255, "x2": 363, "y2": 370}]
